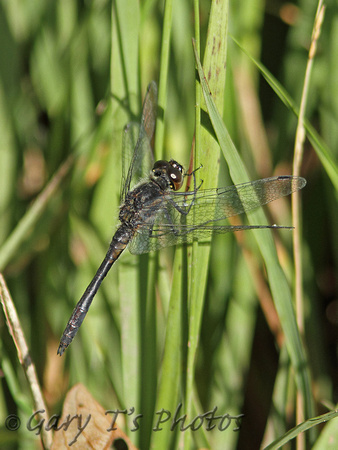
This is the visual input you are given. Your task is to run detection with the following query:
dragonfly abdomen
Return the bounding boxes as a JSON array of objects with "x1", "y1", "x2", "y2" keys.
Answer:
[{"x1": 57, "y1": 224, "x2": 133, "y2": 355}]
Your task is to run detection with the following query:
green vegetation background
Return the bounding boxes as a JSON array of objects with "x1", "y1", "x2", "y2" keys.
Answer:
[{"x1": 0, "y1": 0, "x2": 337, "y2": 449}]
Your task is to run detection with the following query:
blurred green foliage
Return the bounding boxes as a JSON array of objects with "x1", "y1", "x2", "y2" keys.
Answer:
[{"x1": 0, "y1": 0, "x2": 337, "y2": 449}]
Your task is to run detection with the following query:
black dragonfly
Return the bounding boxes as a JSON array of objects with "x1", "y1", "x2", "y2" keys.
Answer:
[{"x1": 58, "y1": 81, "x2": 306, "y2": 355}]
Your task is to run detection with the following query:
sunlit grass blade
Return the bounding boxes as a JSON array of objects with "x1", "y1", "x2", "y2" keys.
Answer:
[
  {"x1": 312, "y1": 410, "x2": 338, "y2": 450},
  {"x1": 184, "y1": 2, "x2": 229, "y2": 449},
  {"x1": 264, "y1": 409, "x2": 338, "y2": 450},
  {"x1": 149, "y1": 0, "x2": 184, "y2": 447},
  {"x1": 154, "y1": 0, "x2": 173, "y2": 159},
  {"x1": 111, "y1": 0, "x2": 142, "y2": 421},
  {"x1": 193, "y1": 41, "x2": 315, "y2": 437},
  {"x1": 149, "y1": 248, "x2": 183, "y2": 449},
  {"x1": 0, "y1": 274, "x2": 52, "y2": 448},
  {"x1": 231, "y1": 36, "x2": 338, "y2": 192},
  {"x1": 0, "y1": 156, "x2": 74, "y2": 271}
]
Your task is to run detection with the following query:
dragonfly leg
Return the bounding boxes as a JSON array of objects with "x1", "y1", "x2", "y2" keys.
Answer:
[
  {"x1": 179, "y1": 164, "x2": 204, "y2": 215},
  {"x1": 167, "y1": 176, "x2": 203, "y2": 216}
]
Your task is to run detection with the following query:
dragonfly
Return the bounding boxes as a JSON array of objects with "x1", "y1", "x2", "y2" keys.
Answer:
[{"x1": 58, "y1": 81, "x2": 306, "y2": 355}]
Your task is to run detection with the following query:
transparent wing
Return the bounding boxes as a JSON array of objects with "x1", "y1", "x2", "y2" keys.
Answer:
[
  {"x1": 128, "y1": 176, "x2": 306, "y2": 254},
  {"x1": 121, "y1": 81, "x2": 157, "y2": 201}
]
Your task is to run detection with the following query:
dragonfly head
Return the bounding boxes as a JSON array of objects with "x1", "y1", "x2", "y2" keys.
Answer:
[{"x1": 152, "y1": 159, "x2": 184, "y2": 191}]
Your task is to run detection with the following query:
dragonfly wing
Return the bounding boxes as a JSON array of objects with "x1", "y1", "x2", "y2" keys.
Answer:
[
  {"x1": 121, "y1": 82, "x2": 157, "y2": 201},
  {"x1": 128, "y1": 189, "x2": 223, "y2": 254},
  {"x1": 128, "y1": 176, "x2": 306, "y2": 254},
  {"x1": 128, "y1": 199, "x2": 182, "y2": 254},
  {"x1": 168, "y1": 176, "x2": 306, "y2": 224},
  {"x1": 121, "y1": 122, "x2": 154, "y2": 201},
  {"x1": 128, "y1": 199, "x2": 251, "y2": 255}
]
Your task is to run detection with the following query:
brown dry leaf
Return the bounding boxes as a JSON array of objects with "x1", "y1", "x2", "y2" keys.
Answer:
[{"x1": 51, "y1": 383, "x2": 137, "y2": 449}]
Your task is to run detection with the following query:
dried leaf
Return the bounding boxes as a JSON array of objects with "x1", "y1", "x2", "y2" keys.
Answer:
[{"x1": 52, "y1": 383, "x2": 137, "y2": 449}]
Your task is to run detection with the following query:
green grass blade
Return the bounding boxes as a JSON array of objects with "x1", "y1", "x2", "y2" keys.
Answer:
[
  {"x1": 264, "y1": 409, "x2": 338, "y2": 450},
  {"x1": 193, "y1": 42, "x2": 315, "y2": 432},
  {"x1": 155, "y1": 0, "x2": 173, "y2": 159},
  {"x1": 0, "y1": 156, "x2": 74, "y2": 271},
  {"x1": 111, "y1": 0, "x2": 141, "y2": 421},
  {"x1": 231, "y1": 36, "x2": 338, "y2": 192},
  {"x1": 150, "y1": 1, "x2": 183, "y2": 447},
  {"x1": 184, "y1": 2, "x2": 229, "y2": 449},
  {"x1": 150, "y1": 248, "x2": 183, "y2": 449}
]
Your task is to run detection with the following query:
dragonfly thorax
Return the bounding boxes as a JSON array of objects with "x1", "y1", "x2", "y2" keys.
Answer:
[{"x1": 152, "y1": 159, "x2": 184, "y2": 191}]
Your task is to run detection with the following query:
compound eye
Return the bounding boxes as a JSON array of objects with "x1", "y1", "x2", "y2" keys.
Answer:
[
  {"x1": 168, "y1": 166, "x2": 184, "y2": 190},
  {"x1": 169, "y1": 159, "x2": 184, "y2": 174},
  {"x1": 153, "y1": 160, "x2": 169, "y2": 177}
]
